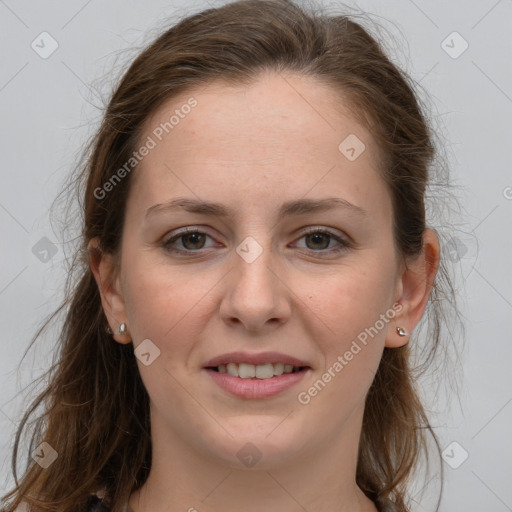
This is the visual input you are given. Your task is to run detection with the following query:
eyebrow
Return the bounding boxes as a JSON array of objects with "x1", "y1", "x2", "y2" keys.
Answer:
[{"x1": 145, "y1": 196, "x2": 367, "y2": 220}]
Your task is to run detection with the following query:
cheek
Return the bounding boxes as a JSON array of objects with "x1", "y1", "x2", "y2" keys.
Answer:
[
  {"x1": 297, "y1": 290, "x2": 390, "y2": 428},
  {"x1": 308, "y1": 259, "x2": 396, "y2": 341},
  {"x1": 121, "y1": 254, "x2": 207, "y2": 349},
  {"x1": 306, "y1": 259, "x2": 396, "y2": 392}
]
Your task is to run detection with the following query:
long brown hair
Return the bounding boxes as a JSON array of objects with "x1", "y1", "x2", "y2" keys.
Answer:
[{"x1": 2, "y1": 1, "x2": 459, "y2": 511}]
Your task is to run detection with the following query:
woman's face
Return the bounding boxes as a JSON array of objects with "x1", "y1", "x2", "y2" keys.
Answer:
[{"x1": 104, "y1": 71, "x2": 410, "y2": 468}]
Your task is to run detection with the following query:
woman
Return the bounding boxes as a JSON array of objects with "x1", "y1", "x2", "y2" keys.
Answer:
[{"x1": 2, "y1": 1, "x2": 458, "y2": 511}]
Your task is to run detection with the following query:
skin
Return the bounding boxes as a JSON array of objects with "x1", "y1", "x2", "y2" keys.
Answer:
[{"x1": 90, "y1": 70, "x2": 439, "y2": 512}]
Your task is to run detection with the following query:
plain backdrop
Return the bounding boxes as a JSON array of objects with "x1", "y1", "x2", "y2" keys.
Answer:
[{"x1": 1, "y1": 0, "x2": 511, "y2": 510}]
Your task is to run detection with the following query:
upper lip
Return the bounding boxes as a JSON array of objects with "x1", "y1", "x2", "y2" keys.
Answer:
[{"x1": 203, "y1": 351, "x2": 310, "y2": 368}]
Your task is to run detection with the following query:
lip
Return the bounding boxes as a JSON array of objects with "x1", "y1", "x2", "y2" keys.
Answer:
[
  {"x1": 202, "y1": 351, "x2": 310, "y2": 368},
  {"x1": 204, "y1": 367, "x2": 311, "y2": 399}
]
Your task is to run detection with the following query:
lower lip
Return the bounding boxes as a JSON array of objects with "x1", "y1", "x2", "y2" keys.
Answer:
[{"x1": 204, "y1": 368, "x2": 310, "y2": 399}]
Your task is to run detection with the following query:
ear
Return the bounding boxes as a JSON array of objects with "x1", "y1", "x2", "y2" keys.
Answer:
[
  {"x1": 88, "y1": 237, "x2": 131, "y2": 344},
  {"x1": 386, "y1": 228, "x2": 440, "y2": 348}
]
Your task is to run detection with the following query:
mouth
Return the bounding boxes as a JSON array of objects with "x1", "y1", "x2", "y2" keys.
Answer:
[
  {"x1": 202, "y1": 351, "x2": 312, "y2": 398},
  {"x1": 203, "y1": 362, "x2": 311, "y2": 399},
  {"x1": 206, "y1": 362, "x2": 310, "y2": 379}
]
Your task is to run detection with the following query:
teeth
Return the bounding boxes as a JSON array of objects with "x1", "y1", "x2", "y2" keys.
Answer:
[
  {"x1": 255, "y1": 364, "x2": 274, "y2": 379},
  {"x1": 273, "y1": 362, "x2": 284, "y2": 375},
  {"x1": 226, "y1": 363, "x2": 239, "y2": 377},
  {"x1": 216, "y1": 362, "x2": 302, "y2": 379},
  {"x1": 239, "y1": 363, "x2": 256, "y2": 378}
]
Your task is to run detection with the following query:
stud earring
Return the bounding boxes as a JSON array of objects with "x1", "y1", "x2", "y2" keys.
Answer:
[
  {"x1": 118, "y1": 323, "x2": 128, "y2": 335},
  {"x1": 396, "y1": 326, "x2": 407, "y2": 337},
  {"x1": 105, "y1": 324, "x2": 113, "y2": 335}
]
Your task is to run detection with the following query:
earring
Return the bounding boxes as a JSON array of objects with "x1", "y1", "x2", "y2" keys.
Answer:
[
  {"x1": 118, "y1": 323, "x2": 128, "y2": 335},
  {"x1": 105, "y1": 324, "x2": 113, "y2": 335},
  {"x1": 396, "y1": 326, "x2": 407, "y2": 337}
]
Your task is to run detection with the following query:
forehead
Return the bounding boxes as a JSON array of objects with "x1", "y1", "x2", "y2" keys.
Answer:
[
  {"x1": 141, "y1": 71, "x2": 369, "y2": 160},
  {"x1": 129, "y1": 71, "x2": 391, "y2": 222}
]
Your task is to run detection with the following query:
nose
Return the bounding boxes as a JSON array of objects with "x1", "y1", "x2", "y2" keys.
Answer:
[{"x1": 219, "y1": 238, "x2": 291, "y2": 334}]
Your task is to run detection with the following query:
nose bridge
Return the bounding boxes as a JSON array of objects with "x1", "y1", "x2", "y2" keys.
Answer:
[
  {"x1": 238, "y1": 234, "x2": 274, "y2": 288},
  {"x1": 220, "y1": 233, "x2": 290, "y2": 331},
  {"x1": 234, "y1": 233, "x2": 278, "y2": 301}
]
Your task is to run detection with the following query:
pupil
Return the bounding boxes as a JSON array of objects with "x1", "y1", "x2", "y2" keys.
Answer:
[
  {"x1": 307, "y1": 233, "x2": 329, "y2": 250},
  {"x1": 184, "y1": 233, "x2": 204, "y2": 249}
]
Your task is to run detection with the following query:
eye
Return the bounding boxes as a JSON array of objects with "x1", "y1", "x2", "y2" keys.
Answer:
[
  {"x1": 162, "y1": 226, "x2": 351, "y2": 256},
  {"x1": 163, "y1": 228, "x2": 216, "y2": 253},
  {"x1": 293, "y1": 228, "x2": 350, "y2": 254}
]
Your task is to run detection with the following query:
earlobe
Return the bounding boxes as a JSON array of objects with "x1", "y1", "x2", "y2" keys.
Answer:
[
  {"x1": 385, "y1": 229, "x2": 440, "y2": 348},
  {"x1": 88, "y1": 238, "x2": 132, "y2": 344}
]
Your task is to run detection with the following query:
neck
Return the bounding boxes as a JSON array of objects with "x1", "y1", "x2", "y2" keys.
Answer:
[{"x1": 128, "y1": 407, "x2": 377, "y2": 512}]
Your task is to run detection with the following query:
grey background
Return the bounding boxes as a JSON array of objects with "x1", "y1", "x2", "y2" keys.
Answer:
[{"x1": 1, "y1": 0, "x2": 511, "y2": 510}]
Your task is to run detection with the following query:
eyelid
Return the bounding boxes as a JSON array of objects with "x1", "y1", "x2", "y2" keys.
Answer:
[
  {"x1": 296, "y1": 225, "x2": 347, "y2": 239},
  {"x1": 164, "y1": 226, "x2": 211, "y2": 240}
]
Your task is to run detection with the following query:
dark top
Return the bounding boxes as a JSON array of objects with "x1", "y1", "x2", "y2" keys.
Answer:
[
  {"x1": 86, "y1": 495, "x2": 133, "y2": 512},
  {"x1": 86, "y1": 495, "x2": 112, "y2": 512}
]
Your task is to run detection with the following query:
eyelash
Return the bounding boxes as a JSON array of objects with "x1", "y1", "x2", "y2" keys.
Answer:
[{"x1": 162, "y1": 226, "x2": 351, "y2": 257}]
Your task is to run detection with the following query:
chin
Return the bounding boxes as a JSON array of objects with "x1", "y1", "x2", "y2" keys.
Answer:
[{"x1": 202, "y1": 420, "x2": 305, "y2": 470}]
